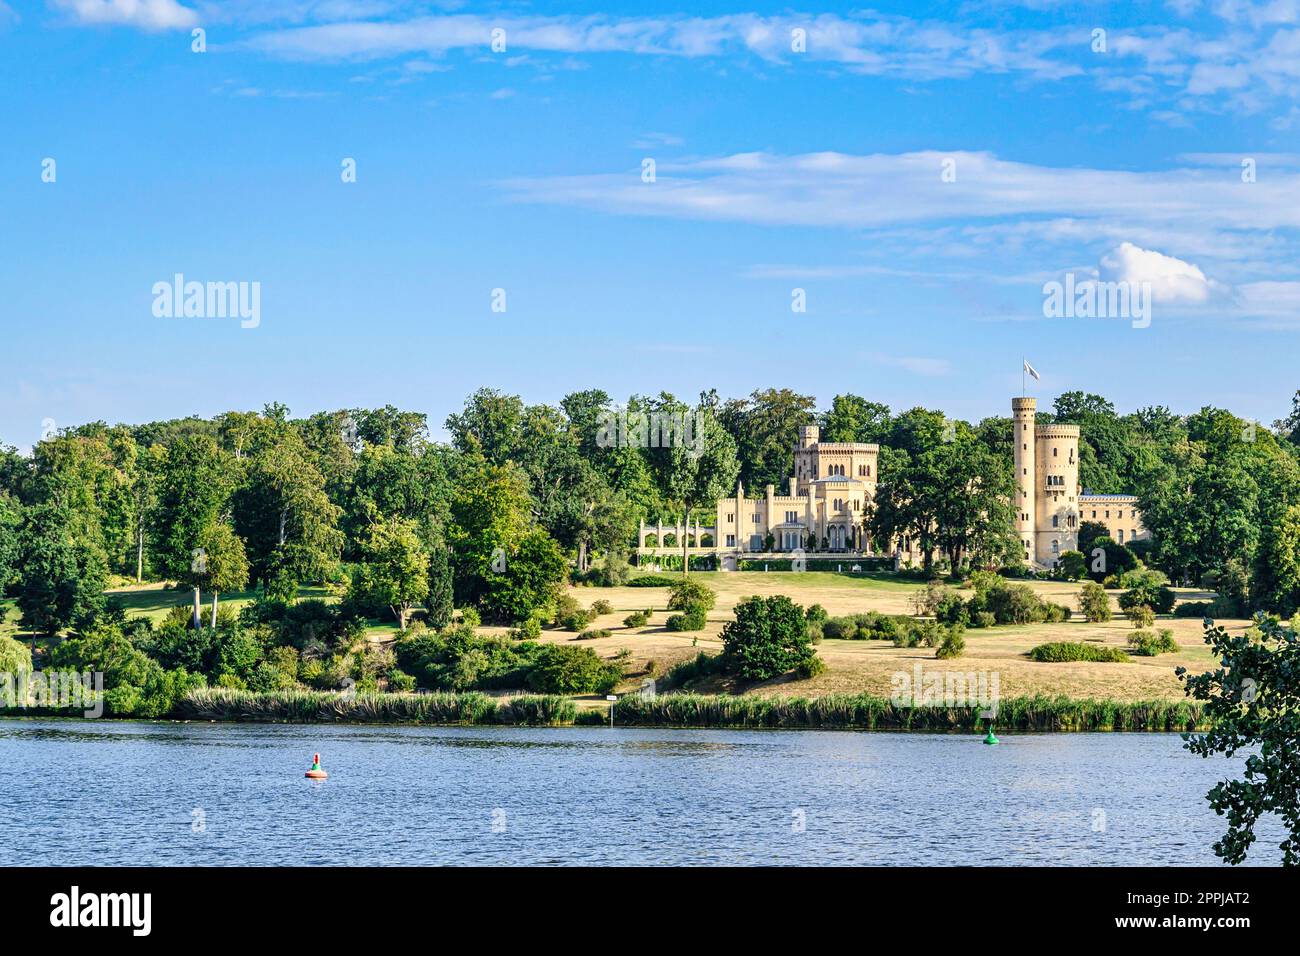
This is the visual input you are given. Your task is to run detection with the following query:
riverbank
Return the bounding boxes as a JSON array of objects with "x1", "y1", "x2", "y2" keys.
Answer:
[{"x1": 2, "y1": 688, "x2": 1208, "y2": 731}]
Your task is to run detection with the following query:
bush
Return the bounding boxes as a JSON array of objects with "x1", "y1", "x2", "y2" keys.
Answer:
[
  {"x1": 1028, "y1": 641, "x2": 1130, "y2": 663},
  {"x1": 626, "y1": 575, "x2": 677, "y2": 587},
  {"x1": 1078, "y1": 582, "x2": 1112, "y2": 622},
  {"x1": 719, "y1": 595, "x2": 817, "y2": 682},
  {"x1": 0, "y1": 635, "x2": 33, "y2": 675},
  {"x1": 1042, "y1": 602, "x2": 1071, "y2": 623},
  {"x1": 1057, "y1": 550, "x2": 1087, "y2": 580},
  {"x1": 1174, "y1": 601, "x2": 1214, "y2": 618},
  {"x1": 576, "y1": 628, "x2": 612, "y2": 640},
  {"x1": 1128, "y1": 629, "x2": 1179, "y2": 656},
  {"x1": 935, "y1": 593, "x2": 969, "y2": 626},
  {"x1": 589, "y1": 599, "x2": 614, "y2": 616},
  {"x1": 622, "y1": 609, "x2": 651, "y2": 628},
  {"x1": 1125, "y1": 605, "x2": 1156, "y2": 629},
  {"x1": 804, "y1": 604, "x2": 829, "y2": 626},
  {"x1": 796, "y1": 655, "x2": 826, "y2": 679},
  {"x1": 936, "y1": 626, "x2": 966, "y2": 659},
  {"x1": 667, "y1": 579, "x2": 717, "y2": 614},
  {"x1": 971, "y1": 611, "x2": 997, "y2": 629},
  {"x1": 911, "y1": 580, "x2": 951, "y2": 616},
  {"x1": 665, "y1": 607, "x2": 707, "y2": 631},
  {"x1": 524, "y1": 644, "x2": 621, "y2": 695},
  {"x1": 394, "y1": 623, "x2": 537, "y2": 691},
  {"x1": 1119, "y1": 579, "x2": 1176, "y2": 615},
  {"x1": 508, "y1": 616, "x2": 542, "y2": 640},
  {"x1": 985, "y1": 583, "x2": 1045, "y2": 624}
]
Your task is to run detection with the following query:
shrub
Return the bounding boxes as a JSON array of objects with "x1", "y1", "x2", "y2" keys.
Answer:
[
  {"x1": 1057, "y1": 550, "x2": 1087, "y2": 580},
  {"x1": 666, "y1": 606, "x2": 707, "y2": 631},
  {"x1": 1120, "y1": 579, "x2": 1176, "y2": 615},
  {"x1": 626, "y1": 575, "x2": 677, "y2": 587},
  {"x1": 576, "y1": 628, "x2": 612, "y2": 640},
  {"x1": 911, "y1": 580, "x2": 951, "y2": 616},
  {"x1": 1028, "y1": 641, "x2": 1130, "y2": 663},
  {"x1": 1174, "y1": 601, "x2": 1214, "y2": 618},
  {"x1": 386, "y1": 668, "x2": 416, "y2": 692},
  {"x1": 394, "y1": 623, "x2": 537, "y2": 691},
  {"x1": 1042, "y1": 602, "x2": 1071, "y2": 623},
  {"x1": 508, "y1": 616, "x2": 542, "y2": 640},
  {"x1": 804, "y1": 604, "x2": 829, "y2": 626},
  {"x1": 936, "y1": 626, "x2": 966, "y2": 659},
  {"x1": 719, "y1": 594, "x2": 817, "y2": 682},
  {"x1": 1125, "y1": 605, "x2": 1156, "y2": 629},
  {"x1": 524, "y1": 644, "x2": 621, "y2": 695},
  {"x1": 1128, "y1": 629, "x2": 1178, "y2": 656},
  {"x1": 935, "y1": 593, "x2": 969, "y2": 626},
  {"x1": 972, "y1": 611, "x2": 997, "y2": 629},
  {"x1": 985, "y1": 583, "x2": 1045, "y2": 624},
  {"x1": 1078, "y1": 582, "x2": 1112, "y2": 622},
  {"x1": 590, "y1": 599, "x2": 614, "y2": 616},
  {"x1": 0, "y1": 635, "x2": 33, "y2": 675},
  {"x1": 622, "y1": 609, "x2": 651, "y2": 628},
  {"x1": 796, "y1": 655, "x2": 826, "y2": 679},
  {"x1": 667, "y1": 579, "x2": 717, "y2": 614}
]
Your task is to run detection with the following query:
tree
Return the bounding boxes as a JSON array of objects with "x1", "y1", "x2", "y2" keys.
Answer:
[
  {"x1": 14, "y1": 503, "x2": 108, "y2": 639},
  {"x1": 1078, "y1": 582, "x2": 1112, "y2": 622},
  {"x1": 819, "y1": 394, "x2": 891, "y2": 444},
  {"x1": 446, "y1": 388, "x2": 525, "y2": 464},
  {"x1": 153, "y1": 435, "x2": 233, "y2": 614},
  {"x1": 480, "y1": 529, "x2": 567, "y2": 624},
  {"x1": 1252, "y1": 502, "x2": 1300, "y2": 617},
  {"x1": 189, "y1": 522, "x2": 250, "y2": 629},
  {"x1": 718, "y1": 388, "x2": 817, "y2": 491},
  {"x1": 1180, "y1": 616, "x2": 1300, "y2": 865},
  {"x1": 1057, "y1": 550, "x2": 1087, "y2": 580},
  {"x1": 231, "y1": 424, "x2": 342, "y2": 596},
  {"x1": 719, "y1": 594, "x2": 818, "y2": 682},
  {"x1": 351, "y1": 516, "x2": 430, "y2": 629},
  {"x1": 448, "y1": 461, "x2": 534, "y2": 608},
  {"x1": 649, "y1": 396, "x2": 739, "y2": 575},
  {"x1": 426, "y1": 545, "x2": 454, "y2": 630}
]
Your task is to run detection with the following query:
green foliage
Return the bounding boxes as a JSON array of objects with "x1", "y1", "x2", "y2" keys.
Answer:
[
  {"x1": 718, "y1": 594, "x2": 817, "y2": 682},
  {"x1": 626, "y1": 574, "x2": 677, "y2": 587},
  {"x1": 524, "y1": 644, "x2": 621, "y2": 694},
  {"x1": 665, "y1": 607, "x2": 707, "y2": 631},
  {"x1": 1119, "y1": 574, "x2": 1176, "y2": 614},
  {"x1": 1057, "y1": 550, "x2": 1087, "y2": 580},
  {"x1": 14, "y1": 502, "x2": 109, "y2": 636},
  {"x1": 0, "y1": 635, "x2": 32, "y2": 675},
  {"x1": 1028, "y1": 641, "x2": 1130, "y2": 663},
  {"x1": 348, "y1": 515, "x2": 430, "y2": 628},
  {"x1": 590, "y1": 598, "x2": 614, "y2": 615},
  {"x1": 576, "y1": 628, "x2": 612, "y2": 640},
  {"x1": 1129, "y1": 629, "x2": 1178, "y2": 656},
  {"x1": 934, "y1": 592, "x2": 969, "y2": 626},
  {"x1": 1124, "y1": 604, "x2": 1156, "y2": 629},
  {"x1": 667, "y1": 579, "x2": 717, "y2": 613},
  {"x1": 393, "y1": 622, "x2": 537, "y2": 691},
  {"x1": 51, "y1": 625, "x2": 205, "y2": 716},
  {"x1": 1180, "y1": 616, "x2": 1300, "y2": 864},
  {"x1": 1078, "y1": 582, "x2": 1112, "y2": 622},
  {"x1": 622, "y1": 609, "x2": 651, "y2": 628},
  {"x1": 936, "y1": 626, "x2": 966, "y2": 659},
  {"x1": 426, "y1": 546, "x2": 454, "y2": 630}
]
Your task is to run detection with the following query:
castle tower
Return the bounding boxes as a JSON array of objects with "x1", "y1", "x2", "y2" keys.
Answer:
[
  {"x1": 1034, "y1": 421, "x2": 1080, "y2": 565},
  {"x1": 798, "y1": 424, "x2": 820, "y2": 449},
  {"x1": 1012, "y1": 397, "x2": 1036, "y2": 565}
]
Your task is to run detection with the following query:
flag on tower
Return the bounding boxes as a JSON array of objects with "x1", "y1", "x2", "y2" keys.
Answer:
[{"x1": 1023, "y1": 359, "x2": 1040, "y2": 381}]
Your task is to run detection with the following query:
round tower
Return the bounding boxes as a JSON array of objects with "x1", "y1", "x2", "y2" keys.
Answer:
[
  {"x1": 1034, "y1": 423, "x2": 1081, "y2": 564},
  {"x1": 1012, "y1": 397, "x2": 1036, "y2": 564}
]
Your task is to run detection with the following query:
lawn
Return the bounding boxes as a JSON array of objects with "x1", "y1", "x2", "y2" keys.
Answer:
[{"x1": 495, "y1": 572, "x2": 1238, "y2": 703}]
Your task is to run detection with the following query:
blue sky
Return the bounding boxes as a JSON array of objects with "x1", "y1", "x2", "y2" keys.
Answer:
[{"x1": 2, "y1": 0, "x2": 1299, "y2": 450}]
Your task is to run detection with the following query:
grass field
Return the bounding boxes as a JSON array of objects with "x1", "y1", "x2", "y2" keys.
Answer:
[
  {"x1": 486, "y1": 572, "x2": 1238, "y2": 704},
  {"x1": 3, "y1": 570, "x2": 1236, "y2": 706}
]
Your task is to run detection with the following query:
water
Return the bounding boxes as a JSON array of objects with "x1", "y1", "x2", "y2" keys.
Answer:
[{"x1": 0, "y1": 720, "x2": 1284, "y2": 866}]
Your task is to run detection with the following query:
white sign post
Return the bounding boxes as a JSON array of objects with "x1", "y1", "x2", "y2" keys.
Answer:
[{"x1": 606, "y1": 694, "x2": 618, "y2": 728}]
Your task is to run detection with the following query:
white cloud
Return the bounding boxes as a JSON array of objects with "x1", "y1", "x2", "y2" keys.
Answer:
[
  {"x1": 1097, "y1": 242, "x2": 1216, "y2": 304},
  {"x1": 53, "y1": 0, "x2": 198, "y2": 30}
]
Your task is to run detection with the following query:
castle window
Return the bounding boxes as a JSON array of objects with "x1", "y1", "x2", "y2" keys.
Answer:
[
  {"x1": 726, "y1": 534, "x2": 735, "y2": 547},
  {"x1": 1091, "y1": 510, "x2": 1096, "y2": 518},
  {"x1": 1052, "y1": 539, "x2": 1060, "y2": 554},
  {"x1": 1053, "y1": 447, "x2": 1058, "y2": 457},
  {"x1": 753, "y1": 514, "x2": 761, "y2": 524},
  {"x1": 785, "y1": 511, "x2": 798, "y2": 524},
  {"x1": 1105, "y1": 510, "x2": 1110, "y2": 518},
  {"x1": 1052, "y1": 515, "x2": 1059, "y2": 527},
  {"x1": 1131, "y1": 529, "x2": 1136, "y2": 540},
  {"x1": 1117, "y1": 529, "x2": 1124, "y2": 543},
  {"x1": 726, "y1": 513, "x2": 734, "y2": 523}
]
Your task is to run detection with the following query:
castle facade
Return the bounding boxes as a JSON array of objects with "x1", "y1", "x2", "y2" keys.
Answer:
[{"x1": 636, "y1": 396, "x2": 1147, "y2": 569}]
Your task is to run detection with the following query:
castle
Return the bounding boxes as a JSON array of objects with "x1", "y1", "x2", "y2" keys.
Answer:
[{"x1": 636, "y1": 396, "x2": 1146, "y2": 569}]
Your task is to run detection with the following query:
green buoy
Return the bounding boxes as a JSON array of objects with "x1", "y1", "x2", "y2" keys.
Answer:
[{"x1": 983, "y1": 726, "x2": 1000, "y2": 746}]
